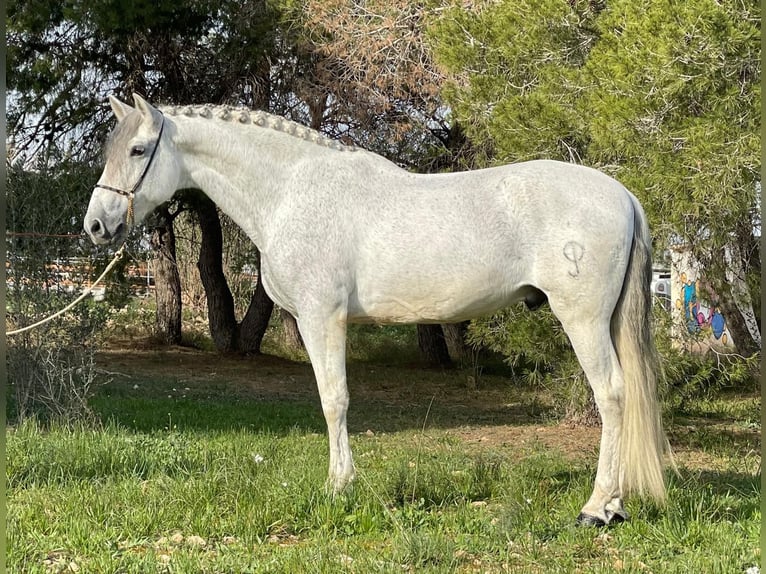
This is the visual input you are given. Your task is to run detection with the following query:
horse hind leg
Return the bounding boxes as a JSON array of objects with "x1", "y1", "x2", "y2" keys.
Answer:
[{"x1": 550, "y1": 303, "x2": 629, "y2": 526}]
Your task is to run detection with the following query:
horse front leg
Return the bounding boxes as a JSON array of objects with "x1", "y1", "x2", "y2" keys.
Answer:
[{"x1": 297, "y1": 306, "x2": 355, "y2": 493}]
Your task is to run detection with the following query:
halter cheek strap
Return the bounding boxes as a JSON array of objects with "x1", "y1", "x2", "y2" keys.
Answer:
[{"x1": 93, "y1": 114, "x2": 165, "y2": 227}]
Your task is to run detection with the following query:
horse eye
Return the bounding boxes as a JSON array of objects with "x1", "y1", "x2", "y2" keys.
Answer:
[{"x1": 130, "y1": 145, "x2": 145, "y2": 157}]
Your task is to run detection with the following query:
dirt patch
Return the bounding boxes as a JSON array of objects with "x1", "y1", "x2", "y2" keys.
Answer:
[
  {"x1": 97, "y1": 343, "x2": 537, "y2": 414},
  {"x1": 98, "y1": 344, "x2": 316, "y2": 400},
  {"x1": 95, "y1": 343, "x2": 759, "y2": 469},
  {"x1": 96, "y1": 344, "x2": 585, "y2": 445},
  {"x1": 450, "y1": 424, "x2": 601, "y2": 461}
]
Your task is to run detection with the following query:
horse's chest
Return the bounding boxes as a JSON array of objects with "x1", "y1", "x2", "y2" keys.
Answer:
[{"x1": 258, "y1": 257, "x2": 299, "y2": 315}]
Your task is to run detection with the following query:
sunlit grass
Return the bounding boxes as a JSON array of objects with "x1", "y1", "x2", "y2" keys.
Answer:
[{"x1": 6, "y1": 366, "x2": 760, "y2": 573}]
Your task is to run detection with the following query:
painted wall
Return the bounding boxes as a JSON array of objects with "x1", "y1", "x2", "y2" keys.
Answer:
[{"x1": 669, "y1": 247, "x2": 735, "y2": 350}]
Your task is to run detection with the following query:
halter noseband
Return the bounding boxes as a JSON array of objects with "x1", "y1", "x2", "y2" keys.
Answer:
[{"x1": 93, "y1": 114, "x2": 166, "y2": 227}]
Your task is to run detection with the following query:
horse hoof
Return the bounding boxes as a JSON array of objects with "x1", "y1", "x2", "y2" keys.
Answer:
[
  {"x1": 607, "y1": 510, "x2": 628, "y2": 525},
  {"x1": 576, "y1": 513, "x2": 607, "y2": 528},
  {"x1": 576, "y1": 510, "x2": 629, "y2": 527}
]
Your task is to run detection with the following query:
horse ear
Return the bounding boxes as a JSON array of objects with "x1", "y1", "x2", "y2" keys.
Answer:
[
  {"x1": 109, "y1": 95, "x2": 134, "y2": 122},
  {"x1": 132, "y1": 93, "x2": 162, "y2": 129}
]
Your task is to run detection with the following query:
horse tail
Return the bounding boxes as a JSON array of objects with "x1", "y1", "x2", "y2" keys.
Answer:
[{"x1": 611, "y1": 194, "x2": 670, "y2": 503}]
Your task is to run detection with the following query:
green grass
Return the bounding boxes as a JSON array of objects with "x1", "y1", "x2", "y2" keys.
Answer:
[{"x1": 7, "y1": 358, "x2": 761, "y2": 573}]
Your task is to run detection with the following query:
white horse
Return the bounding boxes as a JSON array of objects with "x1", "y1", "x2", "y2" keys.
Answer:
[{"x1": 85, "y1": 94, "x2": 669, "y2": 526}]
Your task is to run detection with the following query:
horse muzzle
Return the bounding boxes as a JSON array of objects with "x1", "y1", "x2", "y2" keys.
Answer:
[{"x1": 84, "y1": 213, "x2": 127, "y2": 245}]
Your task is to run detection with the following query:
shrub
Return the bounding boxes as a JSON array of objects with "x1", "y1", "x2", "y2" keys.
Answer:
[
  {"x1": 6, "y1": 158, "x2": 120, "y2": 426},
  {"x1": 465, "y1": 299, "x2": 759, "y2": 423},
  {"x1": 466, "y1": 304, "x2": 596, "y2": 424},
  {"x1": 7, "y1": 299, "x2": 110, "y2": 426}
]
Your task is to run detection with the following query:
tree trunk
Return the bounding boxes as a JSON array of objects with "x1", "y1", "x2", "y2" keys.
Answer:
[
  {"x1": 149, "y1": 206, "x2": 182, "y2": 345},
  {"x1": 281, "y1": 309, "x2": 304, "y2": 350},
  {"x1": 195, "y1": 195, "x2": 237, "y2": 352},
  {"x1": 442, "y1": 321, "x2": 469, "y2": 362},
  {"x1": 701, "y1": 243, "x2": 761, "y2": 357},
  {"x1": 417, "y1": 324, "x2": 451, "y2": 367},
  {"x1": 235, "y1": 252, "x2": 274, "y2": 353},
  {"x1": 723, "y1": 241, "x2": 761, "y2": 353},
  {"x1": 716, "y1": 285, "x2": 760, "y2": 356}
]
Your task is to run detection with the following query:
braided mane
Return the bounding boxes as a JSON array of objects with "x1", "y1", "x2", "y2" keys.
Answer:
[{"x1": 159, "y1": 105, "x2": 357, "y2": 152}]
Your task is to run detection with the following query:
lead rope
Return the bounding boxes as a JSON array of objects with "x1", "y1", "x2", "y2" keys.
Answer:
[
  {"x1": 126, "y1": 195, "x2": 135, "y2": 227},
  {"x1": 6, "y1": 244, "x2": 128, "y2": 336}
]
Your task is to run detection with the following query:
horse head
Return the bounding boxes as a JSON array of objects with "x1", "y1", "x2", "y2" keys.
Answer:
[{"x1": 84, "y1": 94, "x2": 178, "y2": 245}]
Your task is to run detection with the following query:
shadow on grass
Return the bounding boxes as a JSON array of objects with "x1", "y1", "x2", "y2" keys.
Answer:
[
  {"x1": 91, "y1": 348, "x2": 755, "y2": 476},
  {"x1": 91, "y1": 395, "x2": 328, "y2": 435},
  {"x1": 91, "y1": 350, "x2": 551, "y2": 435},
  {"x1": 675, "y1": 466, "x2": 760, "y2": 501},
  {"x1": 90, "y1": 392, "x2": 549, "y2": 436},
  {"x1": 511, "y1": 465, "x2": 761, "y2": 531}
]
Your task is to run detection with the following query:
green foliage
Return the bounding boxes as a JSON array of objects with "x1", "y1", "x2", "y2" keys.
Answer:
[
  {"x1": 6, "y1": 300, "x2": 110, "y2": 425},
  {"x1": 6, "y1": 157, "x2": 128, "y2": 425},
  {"x1": 428, "y1": 0, "x2": 601, "y2": 165},
  {"x1": 429, "y1": 0, "x2": 760, "y2": 232},
  {"x1": 467, "y1": 298, "x2": 760, "y2": 419},
  {"x1": 580, "y1": 0, "x2": 760, "y2": 255},
  {"x1": 429, "y1": 0, "x2": 760, "y2": 375},
  {"x1": 6, "y1": 157, "x2": 132, "y2": 311},
  {"x1": 662, "y1": 350, "x2": 760, "y2": 412},
  {"x1": 467, "y1": 305, "x2": 577, "y2": 385},
  {"x1": 345, "y1": 324, "x2": 420, "y2": 364},
  {"x1": 466, "y1": 305, "x2": 595, "y2": 422},
  {"x1": 7, "y1": 0, "x2": 282, "y2": 160},
  {"x1": 7, "y1": 159, "x2": 99, "y2": 242}
]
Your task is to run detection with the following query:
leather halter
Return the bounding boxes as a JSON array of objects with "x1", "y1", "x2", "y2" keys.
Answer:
[{"x1": 93, "y1": 114, "x2": 165, "y2": 227}]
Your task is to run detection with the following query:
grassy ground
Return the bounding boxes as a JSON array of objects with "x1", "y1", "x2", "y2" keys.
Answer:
[{"x1": 6, "y1": 336, "x2": 761, "y2": 573}]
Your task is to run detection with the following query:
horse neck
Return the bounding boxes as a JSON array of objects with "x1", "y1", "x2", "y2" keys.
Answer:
[{"x1": 167, "y1": 107, "x2": 351, "y2": 248}]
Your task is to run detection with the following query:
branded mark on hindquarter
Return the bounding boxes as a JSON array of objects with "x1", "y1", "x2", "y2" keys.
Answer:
[{"x1": 563, "y1": 241, "x2": 585, "y2": 278}]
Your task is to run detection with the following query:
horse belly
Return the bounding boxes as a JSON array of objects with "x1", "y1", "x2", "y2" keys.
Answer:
[
  {"x1": 348, "y1": 269, "x2": 523, "y2": 324},
  {"x1": 347, "y1": 205, "x2": 528, "y2": 323}
]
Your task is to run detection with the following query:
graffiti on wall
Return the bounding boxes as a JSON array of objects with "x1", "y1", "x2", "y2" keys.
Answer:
[{"x1": 676, "y1": 272, "x2": 730, "y2": 346}]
